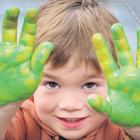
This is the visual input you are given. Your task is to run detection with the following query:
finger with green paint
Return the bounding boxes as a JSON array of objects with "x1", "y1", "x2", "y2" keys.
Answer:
[
  {"x1": 87, "y1": 23, "x2": 140, "y2": 127},
  {"x1": 0, "y1": 7, "x2": 53, "y2": 106}
]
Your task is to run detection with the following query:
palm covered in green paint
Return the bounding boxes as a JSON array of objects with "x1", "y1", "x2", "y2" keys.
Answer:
[
  {"x1": 0, "y1": 7, "x2": 53, "y2": 105},
  {"x1": 88, "y1": 23, "x2": 140, "y2": 127}
]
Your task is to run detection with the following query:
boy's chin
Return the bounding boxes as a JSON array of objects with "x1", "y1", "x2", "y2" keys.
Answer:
[{"x1": 58, "y1": 130, "x2": 87, "y2": 140}]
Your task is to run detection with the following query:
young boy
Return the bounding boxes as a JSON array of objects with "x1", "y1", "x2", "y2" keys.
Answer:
[{"x1": 0, "y1": 0, "x2": 140, "y2": 139}]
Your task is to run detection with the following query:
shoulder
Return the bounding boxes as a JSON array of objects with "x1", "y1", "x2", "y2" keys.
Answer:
[
  {"x1": 101, "y1": 119, "x2": 125, "y2": 140},
  {"x1": 5, "y1": 98, "x2": 41, "y2": 140},
  {"x1": 105, "y1": 120, "x2": 134, "y2": 140},
  {"x1": 4, "y1": 107, "x2": 26, "y2": 140}
]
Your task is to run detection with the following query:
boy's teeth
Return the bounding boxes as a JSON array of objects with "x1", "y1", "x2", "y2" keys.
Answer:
[
  {"x1": 64, "y1": 118, "x2": 82, "y2": 121},
  {"x1": 58, "y1": 116, "x2": 86, "y2": 122}
]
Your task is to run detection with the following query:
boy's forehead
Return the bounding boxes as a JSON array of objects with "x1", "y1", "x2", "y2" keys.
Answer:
[{"x1": 44, "y1": 60, "x2": 102, "y2": 77}]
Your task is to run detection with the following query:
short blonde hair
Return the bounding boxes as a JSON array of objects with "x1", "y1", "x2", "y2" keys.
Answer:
[{"x1": 36, "y1": 0, "x2": 117, "y2": 72}]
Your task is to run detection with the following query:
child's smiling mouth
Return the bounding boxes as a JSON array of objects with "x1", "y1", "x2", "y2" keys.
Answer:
[{"x1": 56, "y1": 116, "x2": 88, "y2": 128}]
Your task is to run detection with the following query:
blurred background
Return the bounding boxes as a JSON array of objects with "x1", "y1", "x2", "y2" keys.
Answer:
[{"x1": 0, "y1": 0, "x2": 139, "y2": 59}]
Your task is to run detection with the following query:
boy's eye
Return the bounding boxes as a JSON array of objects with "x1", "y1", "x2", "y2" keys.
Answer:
[
  {"x1": 45, "y1": 81, "x2": 60, "y2": 89},
  {"x1": 82, "y1": 82, "x2": 97, "y2": 89}
]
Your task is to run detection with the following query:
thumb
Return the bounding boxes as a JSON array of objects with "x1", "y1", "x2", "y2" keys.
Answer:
[{"x1": 87, "y1": 95, "x2": 111, "y2": 116}]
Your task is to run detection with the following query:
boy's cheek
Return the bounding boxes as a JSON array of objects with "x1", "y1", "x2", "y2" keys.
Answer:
[
  {"x1": 33, "y1": 86, "x2": 59, "y2": 113},
  {"x1": 96, "y1": 83, "x2": 108, "y2": 99},
  {"x1": 98, "y1": 89, "x2": 108, "y2": 99}
]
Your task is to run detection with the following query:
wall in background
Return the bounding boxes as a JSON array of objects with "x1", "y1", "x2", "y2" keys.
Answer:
[
  {"x1": 0, "y1": 0, "x2": 47, "y2": 39},
  {"x1": 98, "y1": 0, "x2": 140, "y2": 60}
]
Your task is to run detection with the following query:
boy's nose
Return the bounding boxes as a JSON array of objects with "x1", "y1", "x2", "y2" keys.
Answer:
[{"x1": 58, "y1": 90, "x2": 84, "y2": 112}]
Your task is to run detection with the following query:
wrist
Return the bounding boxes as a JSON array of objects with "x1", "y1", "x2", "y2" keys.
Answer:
[
  {"x1": 0, "y1": 100, "x2": 23, "y2": 116},
  {"x1": 0, "y1": 100, "x2": 23, "y2": 139}
]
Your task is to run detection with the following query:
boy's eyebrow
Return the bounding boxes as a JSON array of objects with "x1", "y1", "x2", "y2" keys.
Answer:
[
  {"x1": 42, "y1": 73, "x2": 104, "y2": 81},
  {"x1": 42, "y1": 73, "x2": 60, "y2": 80},
  {"x1": 83, "y1": 74, "x2": 104, "y2": 79}
]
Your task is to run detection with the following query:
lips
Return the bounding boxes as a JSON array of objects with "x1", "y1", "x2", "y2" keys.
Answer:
[{"x1": 56, "y1": 116, "x2": 87, "y2": 128}]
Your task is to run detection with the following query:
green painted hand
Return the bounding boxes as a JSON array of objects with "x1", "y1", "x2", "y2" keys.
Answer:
[
  {"x1": 87, "y1": 23, "x2": 140, "y2": 127},
  {"x1": 0, "y1": 7, "x2": 53, "y2": 106}
]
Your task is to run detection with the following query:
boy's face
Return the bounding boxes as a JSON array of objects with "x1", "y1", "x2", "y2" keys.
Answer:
[{"x1": 33, "y1": 58, "x2": 107, "y2": 139}]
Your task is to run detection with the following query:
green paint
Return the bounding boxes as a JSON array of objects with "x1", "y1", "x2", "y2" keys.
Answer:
[
  {"x1": 92, "y1": 33, "x2": 118, "y2": 77},
  {"x1": 0, "y1": 7, "x2": 53, "y2": 106},
  {"x1": 2, "y1": 7, "x2": 20, "y2": 44},
  {"x1": 111, "y1": 23, "x2": 134, "y2": 66},
  {"x1": 19, "y1": 8, "x2": 38, "y2": 46},
  {"x1": 89, "y1": 23, "x2": 140, "y2": 127}
]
